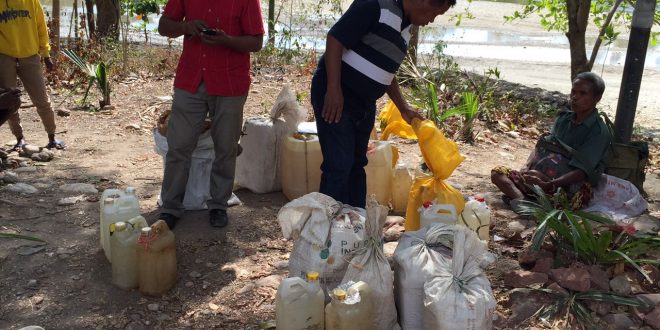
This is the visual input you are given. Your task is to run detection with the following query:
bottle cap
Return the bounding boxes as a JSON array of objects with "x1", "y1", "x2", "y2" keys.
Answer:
[
  {"x1": 141, "y1": 227, "x2": 152, "y2": 235},
  {"x1": 126, "y1": 187, "x2": 136, "y2": 194},
  {"x1": 104, "y1": 197, "x2": 115, "y2": 204},
  {"x1": 114, "y1": 222, "x2": 127, "y2": 231},
  {"x1": 333, "y1": 288, "x2": 347, "y2": 300},
  {"x1": 307, "y1": 271, "x2": 320, "y2": 281}
]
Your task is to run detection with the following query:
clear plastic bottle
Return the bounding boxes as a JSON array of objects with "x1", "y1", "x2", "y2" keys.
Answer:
[
  {"x1": 458, "y1": 196, "x2": 491, "y2": 241},
  {"x1": 137, "y1": 220, "x2": 177, "y2": 296},
  {"x1": 325, "y1": 281, "x2": 374, "y2": 330},
  {"x1": 276, "y1": 271, "x2": 325, "y2": 330},
  {"x1": 110, "y1": 221, "x2": 139, "y2": 290}
]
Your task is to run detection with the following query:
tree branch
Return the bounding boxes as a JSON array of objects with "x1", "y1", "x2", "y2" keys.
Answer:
[{"x1": 588, "y1": 0, "x2": 624, "y2": 69}]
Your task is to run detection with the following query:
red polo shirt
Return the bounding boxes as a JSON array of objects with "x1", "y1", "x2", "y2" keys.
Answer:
[{"x1": 163, "y1": 0, "x2": 264, "y2": 96}]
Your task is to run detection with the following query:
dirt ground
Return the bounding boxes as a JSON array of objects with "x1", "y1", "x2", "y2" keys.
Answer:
[{"x1": 0, "y1": 62, "x2": 658, "y2": 330}]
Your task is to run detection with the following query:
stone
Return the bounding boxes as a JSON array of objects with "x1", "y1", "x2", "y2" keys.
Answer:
[
  {"x1": 18, "y1": 244, "x2": 47, "y2": 256},
  {"x1": 58, "y1": 195, "x2": 87, "y2": 206},
  {"x1": 507, "y1": 221, "x2": 525, "y2": 234},
  {"x1": 31, "y1": 151, "x2": 54, "y2": 162},
  {"x1": 531, "y1": 257, "x2": 553, "y2": 274},
  {"x1": 147, "y1": 303, "x2": 159, "y2": 312},
  {"x1": 586, "y1": 301, "x2": 612, "y2": 316},
  {"x1": 71, "y1": 275, "x2": 81, "y2": 281},
  {"x1": 610, "y1": 274, "x2": 633, "y2": 295},
  {"x1": 383, "y1": 224, "x2": 404, "y2": 242},
  {"x1": 59, "y1": 183, "x2": 98, "y2": 194},
  {"x1": 383, "y1": 241, "x2": 398, "y2": 258},
  {"x1": 27, "y1": 279, "x2": 38, "y2": 288},
  {"x1": 518, "y1": 247, "x2": 553, "y2": 266},
  {"x1": 384, "y1": 216, "x2": 405, "y2": 229},
  {"x1": 549, "y1": 267, "x2": 591, "y2": 292},
  {"x1": 14, "y1": 166, "x2": 37, "y2": 173},
  {"x1": 637, "y1": 294, "x2": 660, "y2": 308},
  {"x1": 546, "y1": 282, "x2": 568, "y2": 296},
  {"x1": 644, "y1": 307, "x2": 660, "y2": 330},
  {"x1": 1, "y1": 171, "x2": 18, "y2": 183},
  {"x1": 255, "y1": 275, "x2": 282, "y2": 289},
  {"x1": 5, "y1": 183, "x2": 38, "y2": 194},
  {"x1": 185, "y1": 281, "x2": 193, "y2": 287},
  {"x1": 33, "y1": 296, "x2": 44, "y2": 305},
  {"x1": 273, "y1": 260, "x2": 288, "y2": 270},
  {"x1": 21, "y1": 144, "x2": 41, "y2": 157},
  {"x1": 189, "y1": 271, "x2": 201, "y2": 278},
  {"x1": 602, "y1": 313, "x2": 636, "y2": 330},
  {"x1": 588, "y1": 265, "x2": 611, "y2": 291},
  {"x1": 238, "y1": 282, "x2": 255, "y2": 294},
  {"x1": 503, "y1": 270, "x2": 548, "y2": 288},
  {"x1": 507, "y1": 290, "x2": 548, "y2": 325},
  {"x1": 57, "y1": 109, "x2": 71, "y2": 117}
]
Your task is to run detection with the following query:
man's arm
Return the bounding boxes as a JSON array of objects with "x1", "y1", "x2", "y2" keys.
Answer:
[
  {"x1": 386, "y1": 78, "x2": 423, "y2": 124},
  {"x1": 158, "y1": 15, "x2": 207, "y2": 38},
  {"x1": 320, "y1": 34, "x2": 345, "y2": 123},
  {"x1": 200, "y1": 32, "x2": 263, "y2": 53}
]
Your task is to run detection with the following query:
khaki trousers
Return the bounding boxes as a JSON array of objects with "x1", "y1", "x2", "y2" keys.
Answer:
[
  {"x1": 160, "y1": 83, "x2": 246, "y2": 217},
  {"x1": 0, "y1": 53, "x2": 56, "y2": 138}
]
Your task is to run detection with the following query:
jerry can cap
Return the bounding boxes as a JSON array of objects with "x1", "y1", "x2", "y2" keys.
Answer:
[
  {"x1": 114, "y1": 221, "x2": 127, "y2": 231},
  {"x1": 141, "y1": 227, "x2": 152, "y2": 235},
  {"x1": 104, "y1": 197, "x2": 115, "y2": 204},
  {"x1": 333, "y1": 288, "x2": 347, "y2": 300},
  {"x1": 306, "y1": 271, "x2": 320, "y2": 281}
]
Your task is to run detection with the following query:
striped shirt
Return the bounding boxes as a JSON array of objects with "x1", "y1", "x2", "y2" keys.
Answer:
[{"x1": 315, "y1": 0, "x2": 411, "y2": 103}]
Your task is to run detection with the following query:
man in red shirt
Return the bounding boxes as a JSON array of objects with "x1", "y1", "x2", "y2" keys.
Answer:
[{"x1": 158, "y1": 0, "x2": 264, "y2": 229}]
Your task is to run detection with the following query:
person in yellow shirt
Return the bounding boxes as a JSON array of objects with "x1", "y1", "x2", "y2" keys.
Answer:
[{"x1": 0, "y1": 0, "x2": 64, "y2": 151}]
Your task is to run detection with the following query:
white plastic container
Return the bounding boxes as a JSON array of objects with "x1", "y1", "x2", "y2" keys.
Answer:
[
  {"x1": 276, "y1": 271, "x2": 325, "y2": 330},
  {"x1": 100, "y1": 187, "x2": 141, "y2": 262},
  {"x1": 391, "y1": 162, "x2": 414, "y2": 213},
  {"x1": 110, "y1": 221, "x2": 140, "y2": 290},
  {"x1": 280, "y1": 133, "x2": 323, "y2": 200},
  {"x1": 419, "y1": 201, "x2": 458, "y2": 228},
  {"x1": 365, "y1": 141, "x2": 394, "y2": 206},
  {"x1": 458, "y1": 196, "x2": 491, "y2": 241},
  {"x1": 325, "y1": 281, "x2": 373, "y2": 330}
]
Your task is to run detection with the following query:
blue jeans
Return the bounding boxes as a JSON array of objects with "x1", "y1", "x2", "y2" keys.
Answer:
[{"x1": 311, "y1": 78, "x2": 376, "y2": 208}]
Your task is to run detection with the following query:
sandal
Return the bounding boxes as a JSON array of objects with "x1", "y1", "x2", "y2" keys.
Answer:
[
  {"x1": 45, "y1": 139, "x2": 66, "y2": 150},
  {"x1": 11, "y1": 142, "x2": 25, "y2": 152}
]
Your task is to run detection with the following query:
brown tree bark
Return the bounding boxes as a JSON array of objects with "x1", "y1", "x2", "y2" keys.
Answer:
[
  {"x1": 52, "y1": 0, "x2": 60, "y2": 54},
  {"x1": 408, "y1": 25, "x2": 419, "y2": 65},
  {"x1": 85, "y1": 0, "x2": 96, "y2": 38},
  {"x1": 95, "y1": 0, "x2": 120, "y2": 39},
  {"x1": 268, "y1": 0, "x2": 275, "y2": 46},
  {"x1": 566, "y1": 0, "x2": 592, "y2": 80}
]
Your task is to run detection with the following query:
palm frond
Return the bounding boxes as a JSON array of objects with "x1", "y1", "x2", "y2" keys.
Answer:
[{"x1": 0, "y1": 232, "x2": 46, "y2": 242}]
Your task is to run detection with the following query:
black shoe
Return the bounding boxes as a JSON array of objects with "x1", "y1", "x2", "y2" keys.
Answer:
[
  {"x1": 160, "y1": 213, "x2": 179, "y2": 229},
  {"x1": 209, "y1": 209, "x2": 228, "y2": 228}
]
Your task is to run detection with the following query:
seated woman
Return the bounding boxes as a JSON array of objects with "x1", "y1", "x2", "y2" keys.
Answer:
[{"x1": 491, "y1": 72, "x2": 611, "y2": 210}]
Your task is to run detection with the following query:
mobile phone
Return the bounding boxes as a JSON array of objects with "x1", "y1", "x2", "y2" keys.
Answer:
[{"x1": 202, "y1": 29, "x2": 217, "y2": 36}]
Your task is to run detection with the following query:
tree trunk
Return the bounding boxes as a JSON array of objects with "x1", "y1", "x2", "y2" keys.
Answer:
[
  {"x1": 96, "y1": 0, "x2": 120, "y2": 39},
  {"x1": 52, "y1": 0, "x2": 60, "y2": 54},
  {"x1": 566, "y1": 0, "x2": 592, "y2": 80},
  {"x1": 268, "y1": 0, "x2": 275, "y2": 46},
  {"x1": 407, "y1": 25, "x2": 419, "y2": 65},
  {"x1": 85, "y1": 0, "x2": 96, "y2": 38}
]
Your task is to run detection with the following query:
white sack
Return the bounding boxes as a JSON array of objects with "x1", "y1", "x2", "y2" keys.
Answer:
[
  {"x1": 235, "y1": 86, "x2": 306, "y2": 193},
  {"x1": 423, "y1": 226, "x2": 496, "y2": 330},
  {"x1": 582, "y1": 174, "x2": 648, "y2": 221},
  {"x1": 393, "y1": 224, "x2": 454, "y2": 330},
  {"x1": 277, "y1": 192, "x2": 366, "y2": 293},
  {"x1": 342, "y1": 198, "x2": 400, "y2": 330}
]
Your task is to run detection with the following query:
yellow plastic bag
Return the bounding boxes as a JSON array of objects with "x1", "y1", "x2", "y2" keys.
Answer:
[
  {"x1": 378, "y1": 100, "x2": 417, "y2": 140},
  {"x1": 405, "y1": 118, "x2": 465, "y2": 231}
]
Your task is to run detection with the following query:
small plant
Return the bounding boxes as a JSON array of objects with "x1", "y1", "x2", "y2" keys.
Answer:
[{"x1": 61, "y1": 49, "x2": 111, "y2": 108}]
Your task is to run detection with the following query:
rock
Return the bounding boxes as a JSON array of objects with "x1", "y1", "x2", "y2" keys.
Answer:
[
  {"x1": 506, "y1": 131, "x2": 520, "y2": 139},
  {"x1": 383, "y1": 241, "x2": 398, "y2": 258},
  {"x1": 189, "y1": 271, "x2": 201, "y2": 278},
  {"x1": 5, "y1": 183, "x2": 38, "y2": 194},
  {"x1": 645, "y1": 307, "x2": 660, "y2": 330},
  {"x1": 185, "y1": 281, "x2": 193, "y2": 287},
  {"x1": 20, "y1": 144, "x2": 41, "y2": 157},
  {"x1": 59, "y1": 183, "x2": 98, "y2": 194},
  {"x1": 274, "y1": 260, "x2": 289, "y2": 270},
  {"x1": 602, "y1": 313, "x2": 636, "y2": 330},
  {"x1": 33, "y1": 296, "x2": 44, "y2": 305},
  {"x1": 384, "y1": 216, "x2": 405, "y2": 229},
  {"x1": 549, "y1": 267, "x2": 591, "y2": 292},
  {"x1": 1, "y1": 171, "x2": 18, "y2": 183},
  {"x1": 637, "y1": 294, "x2": 660, "y2": 309},
  {"x1": 147, "y1": 303, "x2": 159, "y2": 312},
  {"x1": 610, "y1": 274, "x2": 633, "y2": 295},
  {"x1": 518, "y1": 246, "x2": 553, "y2": 265},
  {"x1": 57, "y1": 109, "x2": 70, "y2": 117},
  {"x1": 18, "y1": 244, "x2": 47, "y2": 256},
  {"x1": 58, "y1": 195, "x2": 87, "y2": 206},
  {"x1": 255, "y1": 275, "x2": 282, "y2": 289},
  {"x1": 208, "y1": 302, "x2": 219, "y2": 311},
  {"x1": 503, "y1": 270, "x2": 548, "y2": 288},
  {"x1": 546, "y1": 282, "x2": 568, "y2": 296},
  {"x1": 531, "y1": 257, "x2": 553, "y2": 274},
  {"x1": 383, "y1": 224, "x2": 404, "y2": 242},
  {"x1": 31, "y1": 151, "x2": 54, "y2": 162},
  {"x1": 71, "y1": 275, "x2": 81, "y2": 281},
  {"x1": 27, "y1": 279, "x2": 38, "y2": 288},
  {"x1": 586, "y1": 301, "x2": 612, "y2": 316},
  {"x1": 507, "y1": 290, "x2": 547, "y2": 325},
  {"x1": 507, "y1": 221, "x2": 525, "y2": 234},
  {"x1": 14, "y1": 166, "x2": 38, "y2": 173},
  {"x1": 238, "y1": 282, "x2": 255, "y2": 294},
  {"x1": 588, "y1": 265, "x2": 611, "y2": 291}
]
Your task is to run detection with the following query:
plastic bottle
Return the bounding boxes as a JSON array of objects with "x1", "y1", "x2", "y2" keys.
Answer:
[
  {"x1": 365, "y1": 141, "x2": 394, "y2": 206},
  {"x1": 391, "y1": 162, "x2": 414, "y2": 213},
  {"x1": 280, "y1": 133, "x2": 323, "y2": 200},
  {"x1": 325, "y1": 281, "x2": 373, "y2": 330},
  {"x1": 137, "y1": 220, "x2": 177, "y2": 296},
  {"x1": 419, "y1": 200, "x2": 458, "y2": 228},
  {"x1": 110, "y1": 221, "x2": 140, "y2": 290},
  {"x1": 276, "y1": 271, "x2": 325, "y2": 330},
  {"x1": 458, "y1": 196, "x2": 491, "y2": 241},
  {"x1": 100, "y1": 187, "x2": 141, "y2": 262}
]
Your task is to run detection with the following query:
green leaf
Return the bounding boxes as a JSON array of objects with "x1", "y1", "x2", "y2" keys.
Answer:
[
  {"x1": 576, "y1": 291, "x2": 652, "y2": 308},
  {"x1": 611, "y1": 250, "x2": 652, "y2": 283},
  {"x1": 0, "y1": 232, "x2": 46, "y2": 242}
]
